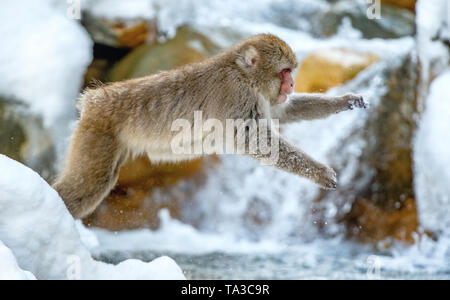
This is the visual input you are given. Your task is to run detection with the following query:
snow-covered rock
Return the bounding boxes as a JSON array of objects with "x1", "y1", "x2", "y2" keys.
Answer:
[
  {"x1": 414, "y1": 70, "x2": 450, "y2": 234},
  {"x1": 0, "y1": 0, "x2": 93, "y2": 164},
  {"x1": 0, "y1": 240, "x2": 36, "y2": 280},
  {"x1": 0, "y1": 154, "x2": 185, "y2": 280}
]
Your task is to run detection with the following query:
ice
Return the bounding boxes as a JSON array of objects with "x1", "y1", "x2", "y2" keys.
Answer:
[{"x1": 0, "y1": 155, "x2": 185, "y2": 280}]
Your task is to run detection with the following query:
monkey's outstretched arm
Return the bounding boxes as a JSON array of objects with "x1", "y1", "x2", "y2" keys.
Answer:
[
  {"x1": 248, "y1": 129, "x2": 337, "y2": 189},
  {"x1": 272, "y1": 93, "x2": 367, "y2": 124}
]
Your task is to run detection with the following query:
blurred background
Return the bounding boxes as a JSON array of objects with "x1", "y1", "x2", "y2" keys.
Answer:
[{"x1": 0, "y1": 0, "x2": 449, "y2": 279}]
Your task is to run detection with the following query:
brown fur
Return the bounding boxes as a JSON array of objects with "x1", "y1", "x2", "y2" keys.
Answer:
[{"x1": 53, "y1": 34, "x2": 367, "y2": 218}]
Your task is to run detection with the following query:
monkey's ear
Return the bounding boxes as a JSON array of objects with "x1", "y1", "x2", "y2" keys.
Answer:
[{"x1": 236, "y1": 46, "x2": 259, "y2": 69}]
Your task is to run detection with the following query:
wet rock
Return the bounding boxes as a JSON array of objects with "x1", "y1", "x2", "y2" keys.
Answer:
[
  {"x1": 83, "y1": 59, "x2": 109, "y2": 88},
  {"x1": 84, "y1": 156, "x2": 218, "y2": 230},
  {"x1": 0, "y1": 99, "x2": 27, "y2": 162},
  {"x1": 314, "y1": 0, "x2": 416, "y2": 38},
  {"x1": 346, "y1": 198, "x2": 418, "y2": 246},
  {"x1": 381, "y1": 0, "x2": 416, "y2": 12},
  {"x1": 108, "y1": 26, "x2": 220, "y2": 81},
  {"x1": 0, "y1": 97, "x2": 55, "y2": 180},
  {"x1": 295, "y1": 49, "x2": 379, "y2": 93},
  {"x1": 84, "y1": 27, "x2": 221, "y2": 230},
  {"x1": 315, "y1": 53, "x2": 420, "y2": 244}
]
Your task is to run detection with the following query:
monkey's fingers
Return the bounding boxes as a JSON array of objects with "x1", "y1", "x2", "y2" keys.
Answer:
[
  {"x1": 317, "y1": 166, "x2": 338, "y2": 190},
  {"x1": 344, "y1": 94, "x2": 369, "y2": 110}
]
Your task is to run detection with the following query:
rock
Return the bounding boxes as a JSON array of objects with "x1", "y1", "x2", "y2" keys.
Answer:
[
  {"x1": 0, "y1": 97, "x2": 55, "y2": 180},
  {"x1": 295, "y1": 49, "x2": 379, "y2": 93},
  {"x1": 82, "y1": 13, "x2": 158, "y2": 48},
  {"x1": 84, "y1": 27, "x2": 221, "y2": 230},
  {"x1": 314, "y1": 0, "x2": 416, "y2": 39},
  {"x1": 83, "y1": 59, "x2": 109, "y2": 89},
  {"x1": 84, "y1": 156, "x2": 218, "y2": 230},
  {"x1": 0, "y1": 99, "x2": 27, "y2": 163},
  {"x1": 314, "y1": 53, "x2": 420, "y2": 245},
  {"x1": 346, "y1": 198, "x2": 418, "y2": 245},
  {"x1": 357, "y1": 54, "x2": 418, "y2": 210},
  {"x1": 108, "y1": 26, "x2": 220, "y2": 81},
  {"x1": 381, "y1": 0, "x2": 416, "y2": 12}
]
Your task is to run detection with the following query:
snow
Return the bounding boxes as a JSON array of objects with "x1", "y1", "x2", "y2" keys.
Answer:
[
  {"x1": 416, "y1": 0, "x2": 450, "y2": 106},
  {"x1": 0, "y1": 154, "x2": 185, "y2": 280},
  {"x1": 413, "y1": 0, "x2": 450, "y2": 235},
  {"x1": 0, "y1": 240, "x2": 36, "y2": 280},
  {"x1": 84, "y1": 0, "x2": 156, "y2": 19},
  {"x1": 0, "y1": 0, "x2": 93, "y2": 163},
  {"x1": 414, "y1": 69, "x2": 450, "y2": 234}
]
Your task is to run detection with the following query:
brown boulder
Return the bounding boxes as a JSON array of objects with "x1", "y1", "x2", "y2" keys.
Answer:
[
  {"x1": 108, "y1": 26, "x2": 220, "y2": 81},
  {"x1": 381, "y1": 0, "x2": 416, "y2": 12},
  {"x1": 82, "y1": 13, "x2": 158, "y2": 49},
  {"x1": 295, "y1": 49, "x2": 379, "y2": 93},
  {"x1": 84, "y1": 156, "x2": 218, "y2": 230}
]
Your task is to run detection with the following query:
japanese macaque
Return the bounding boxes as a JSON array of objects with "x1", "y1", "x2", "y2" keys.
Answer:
[{"x1": 53, "y1": 34, "x2": 367, "y2": 219}]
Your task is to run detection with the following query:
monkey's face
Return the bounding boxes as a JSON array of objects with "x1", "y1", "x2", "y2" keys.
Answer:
[
  {"x1": 235, "y1": 34, "x2": 298, "y2": 106},
  {"x1": 254, "y1": 35, "x2": 298, "y2": 106},
  {"x1": 261, "y1": 54, "x2": 297, "y2": 106}
]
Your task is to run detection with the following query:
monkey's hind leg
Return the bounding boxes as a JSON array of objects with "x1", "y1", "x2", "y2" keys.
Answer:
[{"x1": 53, "y1": 125, "x2": 127, "y2": 219}]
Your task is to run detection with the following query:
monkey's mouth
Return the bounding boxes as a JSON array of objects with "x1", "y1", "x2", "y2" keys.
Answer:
[{"x1": 279, "y1": 69, "x2": 294, "y2": 103}]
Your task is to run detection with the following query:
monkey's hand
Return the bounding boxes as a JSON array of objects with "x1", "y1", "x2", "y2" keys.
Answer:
[
  {"x1": 343, "y1": 93, "x2": 368, "y2": 110},
  {"x1": 315, "y1": 165, "x2": 338, "y2": 190}
]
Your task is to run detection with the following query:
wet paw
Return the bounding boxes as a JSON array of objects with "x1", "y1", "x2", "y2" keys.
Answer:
[
  {"x1": 317, "y1": 166, "x2": 338, "y2": 190},
  {"x1": 343, "y1": 93, "x2": 368, "y2": 110}
]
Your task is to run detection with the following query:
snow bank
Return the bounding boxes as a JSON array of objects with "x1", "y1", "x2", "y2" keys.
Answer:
[
  {"x1": 416, "y1": 0, "x2": 450, "y2": 105},
  {"x1": 0, "y1": 155, "x2": 185, "y2": 280},
  {"x1": 414, "y1": 70, "x2": 450, "y2": 234},
  {"x1": 0, "y1": 0, "x2": 93, "y2": 161},
  {"x1": 0, "y1": 240, "x2": 36, "y2": 280}
]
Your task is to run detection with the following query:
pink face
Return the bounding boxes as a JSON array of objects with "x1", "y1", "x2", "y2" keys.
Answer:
[{"x1": 278, "y1": 69, "x2": 294, "y2": 104}]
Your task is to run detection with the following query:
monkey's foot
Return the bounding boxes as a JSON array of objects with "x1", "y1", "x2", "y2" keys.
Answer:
[{"x1": 343, "y1": 93, "x2": 369, "y2": 110}]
